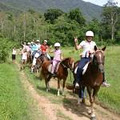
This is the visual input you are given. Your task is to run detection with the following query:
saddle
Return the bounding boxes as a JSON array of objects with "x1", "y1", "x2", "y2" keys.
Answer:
[
  {"x1": 48, "y1": 62, "x2": 60, "y2": 73},
  {"x1": 74, "y1": 62, "x2": 90, "y2": 75}
]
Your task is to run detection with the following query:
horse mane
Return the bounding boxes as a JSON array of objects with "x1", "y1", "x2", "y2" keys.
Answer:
[{"x1": 61, "y1": 57, "x2": 71, "y2": 62}]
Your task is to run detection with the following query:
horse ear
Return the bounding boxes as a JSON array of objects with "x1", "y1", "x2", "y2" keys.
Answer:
[
  {"x1": 102, "y1": 46, "x2": 106, "y2": 51},
  {"x1": 94, "y1": 46, "x2": 97, "y2": 51}
]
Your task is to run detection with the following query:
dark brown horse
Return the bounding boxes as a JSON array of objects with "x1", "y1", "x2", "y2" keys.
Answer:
[
  {"x1": 40, "y1": 57, "x2": 75, "y2": 96},
  {"x1": 73, "y1": 46, "x2": 106, "y2": 119}
]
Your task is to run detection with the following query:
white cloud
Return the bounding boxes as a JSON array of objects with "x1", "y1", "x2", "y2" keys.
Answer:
[{"x1": 83, "y1": 0, "x2": 120, "y2": 7}]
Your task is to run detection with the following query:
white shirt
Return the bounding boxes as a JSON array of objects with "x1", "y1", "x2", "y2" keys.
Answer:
[
  {"x1": 22, "y1": 52, "x2": 27, "y2": 60},
  {"x1": 12, "y1": 49, "x2": 16, "y2": 55},
  {"x1": 79, "y1": 40, "x2": 96, "y2": 58}
]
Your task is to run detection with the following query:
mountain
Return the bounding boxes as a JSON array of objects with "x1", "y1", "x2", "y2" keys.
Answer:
[{"x1": 0, "y1": 0, "x2": 102, "y2": 20}]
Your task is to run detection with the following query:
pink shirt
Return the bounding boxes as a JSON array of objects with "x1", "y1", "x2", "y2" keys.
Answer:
[{"x1": 53, "y1": 49, "x2": 61, "y2": 61}]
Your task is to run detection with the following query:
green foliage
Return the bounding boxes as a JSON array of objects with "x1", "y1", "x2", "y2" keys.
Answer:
[
  {"x1": 44, "y1": 9, "x2": 64, "y2": 24},
  {"x1": 0, "y1": 4, "x2": 120, "y2": 48},
  {"x1": 68, "y1": 8, "x2": 86, "y2": 26},
  {"x1": 0, "y1": 38, "x2": 14, "y2": 62},
  {"x1": 48, "y1": 15, "x2": 84, "y2": 46},
  {"x1": 101, "y1": 2, "x2": 120, "y2": 42}
]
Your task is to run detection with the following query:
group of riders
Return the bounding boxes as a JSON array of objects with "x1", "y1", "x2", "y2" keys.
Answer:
[{"x1": 19, "y1": 30, "x2": 110, "y2": 88}]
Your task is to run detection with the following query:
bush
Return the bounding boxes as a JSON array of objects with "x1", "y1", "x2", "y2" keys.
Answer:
[{"x1": 0, "y1": 38, "x2": 14, "y2": 62}]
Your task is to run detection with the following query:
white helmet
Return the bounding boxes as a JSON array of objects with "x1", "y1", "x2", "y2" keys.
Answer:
[
  {"x1": 86, "y1": 31, "x2": 94, "y2": 37},
  {"x1": 44, "y1": 40, "x2": 47, "y2": 43},
  {"x1": 54, "y1": 42, "x2": 61, "y2": 47},
  {"x1": 36, "y1": 40, "x2": 40, "y2": 42}
]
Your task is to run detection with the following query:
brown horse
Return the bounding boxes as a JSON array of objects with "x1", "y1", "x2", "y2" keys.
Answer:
[
  {"x1": 35, "y1": 54, "x2": 51, "y2": 73},
  {"x1": 73, "y1": 46, "x2": 106, "y2": 120},
  {"x1": 27, "y1": 51, "x2": 32, "y2": 65},
  {"x1": 40, "y1": 57, "x2": 75, "y2": 96}
]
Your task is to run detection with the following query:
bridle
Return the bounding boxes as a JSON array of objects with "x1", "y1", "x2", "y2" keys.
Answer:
[{"x1": 61, "y1": 58, "x2": 75, "y2": 72}]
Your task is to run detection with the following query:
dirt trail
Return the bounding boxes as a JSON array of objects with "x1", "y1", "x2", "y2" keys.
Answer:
[{"x1": 16, "y1": 62, "x2": 120, "y2": 120}]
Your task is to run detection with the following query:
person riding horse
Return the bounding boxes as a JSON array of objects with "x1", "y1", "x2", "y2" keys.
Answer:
[
  {"x1": 51, "y1": 42, "x2": 62, "y2": 77},
  {"x1": 74, "y1": 30, "x2": 110, "y2": 88},
  {"x1": 40, "y1": 40, "x2": 51, "y2": 60}
]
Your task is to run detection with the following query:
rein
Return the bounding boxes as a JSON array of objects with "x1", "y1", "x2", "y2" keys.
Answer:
[{"x1": 60, "y1": 59, "x2": 74, "y2": 72}]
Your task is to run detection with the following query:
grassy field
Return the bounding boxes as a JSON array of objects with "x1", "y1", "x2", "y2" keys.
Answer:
[
  {"x1": 0, "y1": 62, "x2": 46, "y2": 120},
  {"x1": 25, "y1": 46, "x2": 120, "y2": 114},
  {"x1": 0, "y1": 63, "x2": 29, "y2": 120}
]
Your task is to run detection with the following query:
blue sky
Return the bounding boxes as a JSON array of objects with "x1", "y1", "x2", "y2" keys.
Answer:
[{"x1": 83, "y1": 0, "x2": 120, "y2": 7}]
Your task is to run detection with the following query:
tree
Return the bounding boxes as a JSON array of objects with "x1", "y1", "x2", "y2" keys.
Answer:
[
  {"x1": 101, "y1": 0, "x2": 120, "y2": 41},
  {"x1": 68, "y1": 8, "x2": 86, "y2": 26},
  {"x1": 44, "y1": 9, "x2": 64, "y2": 24}
]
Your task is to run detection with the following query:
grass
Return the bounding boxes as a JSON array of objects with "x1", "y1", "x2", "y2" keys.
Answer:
[
  {"x1": 24, "y1": 46, "x2": 120, "y2": 114},
  {"x1": 0, "y1": 62, "x2": 47, "y2": 120},
  {"x1": 0, "y1": 63, "x2": 29, "y2": 120}
]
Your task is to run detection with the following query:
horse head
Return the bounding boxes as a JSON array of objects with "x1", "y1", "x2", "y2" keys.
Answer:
[
  {"x1": 61, "y1": 57, "x2": 75, "y2": 71},
  {"x1": 92, "y1": 46, "x2": 106, "y2": 73}
]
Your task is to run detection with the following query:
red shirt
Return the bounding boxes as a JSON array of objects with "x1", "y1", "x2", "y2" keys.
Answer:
[{"x1": 41, "y1": 44, "x2": 48, "y2": 54}]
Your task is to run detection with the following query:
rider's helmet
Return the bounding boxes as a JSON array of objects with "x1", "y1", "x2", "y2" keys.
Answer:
[
  {"x1": 85, "y1": 31, "x2": 94, "y2": 37},
  {"x1": 44, "y1": 40, "x2": 47, "y2": 43},
  {"x1": 54, "y1": 42, "x2": 61, "y2": 47},
  {"x1": 36, "y1": 40, "x2": 40, "y2": 43}
]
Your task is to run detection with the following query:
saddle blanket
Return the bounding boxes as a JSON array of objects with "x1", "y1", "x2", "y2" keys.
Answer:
[{"x1": 74, "y1": 62, "x2": 90, "y2": 75}]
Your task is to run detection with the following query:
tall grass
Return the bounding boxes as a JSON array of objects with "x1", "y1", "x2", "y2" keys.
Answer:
[{"x1": 0, "y1": 63, "x2": 29, "y2": 120}]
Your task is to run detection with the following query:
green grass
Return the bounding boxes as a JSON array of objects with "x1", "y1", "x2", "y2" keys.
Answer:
[
  {"x1": 0, "y1": 63, "x2": 29, "y2": 120},
  {"x1": 0, "y1": 62, "x2": 47, "y2": 120},
  {"x1": 98, "y1": 46, "x2": 120, "y2": 113}
]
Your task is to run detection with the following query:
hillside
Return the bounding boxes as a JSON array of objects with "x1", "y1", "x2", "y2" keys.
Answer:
[
  {"x1": 0, "y1": 2, "x2": 21, "y2": 14},
  {"x1": 0, "y1": 0, "x2": 102, "y2": 20}
]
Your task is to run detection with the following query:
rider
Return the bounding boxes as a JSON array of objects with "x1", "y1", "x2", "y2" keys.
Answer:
[
  {"x1": 74, "y1": 30, "x2": 110, "y2": 87},
  {"x1": 40, "y1": 40, "x2": 51, "y2": 60},
  {"x1": 51, "y1": 42, "x2": 62, "y2": 76}
]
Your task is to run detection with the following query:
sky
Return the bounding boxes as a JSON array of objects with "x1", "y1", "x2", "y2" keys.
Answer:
[{"x1": 83, "y1": 0, "x2": 120, "y2": 7}]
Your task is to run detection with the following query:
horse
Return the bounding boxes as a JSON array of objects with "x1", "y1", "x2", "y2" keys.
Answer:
[
  {"x1": 73, "y1": 46, "x2": 106, "y2": 120},
  {"x1": 27, "y1": 51, "x2": 32, "y2": 65},
  {"x1": 34, "y1": 54, "x2": 52, "y2": 73},
  {"x1": 40, "y1": 57, "x2": 75, "y2": 96}
]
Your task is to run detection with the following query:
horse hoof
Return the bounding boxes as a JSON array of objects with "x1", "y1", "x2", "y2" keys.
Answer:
[
  {"x1": 91, "y1": 117, "x2": 96, "y2": 120},
  {"x1": 88, "y1": 110, "x2": 92, "y2": 115},
  {"x1": 91, "y1": 114, "x2": 96, "y2": 120}
]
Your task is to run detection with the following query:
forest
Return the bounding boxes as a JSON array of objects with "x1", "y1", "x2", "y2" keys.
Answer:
[{"x1": 0, "y1": 1, "x2": 120, "y2": 62}]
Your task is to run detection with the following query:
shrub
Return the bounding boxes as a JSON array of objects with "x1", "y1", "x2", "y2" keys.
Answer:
[{"x1": 0, "y1": 38, "x2": 14, "y2": 62}]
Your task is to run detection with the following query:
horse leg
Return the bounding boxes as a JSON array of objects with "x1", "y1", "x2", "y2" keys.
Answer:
[
  {"x1": 87, "y1": 87, "x2": 96, "y2": 120},
  {"x1": 57, "y1": 79, "x2": 60, "y2": 96},
  {"x1": 62, "y1": 79, "x2": 66, "y2": 95},
  {"x1": 45, "y1": 75, "x2": 51, "y2": 92}
]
